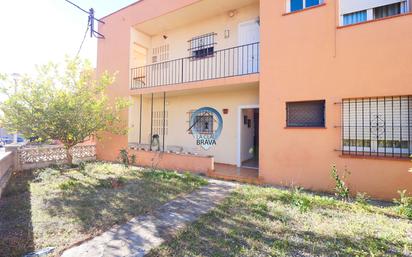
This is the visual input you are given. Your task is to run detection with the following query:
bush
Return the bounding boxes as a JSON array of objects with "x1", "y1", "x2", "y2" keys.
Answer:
[
  {"x1": 279, "y1": 187, "x2": 312, "y2": 213},
  {"x1": 119, "y1": 149, "x2": 136, "y2": 167},
  {"x1": 355, "y1": 192, "x2": 369, "y2": 206},
  {"x1": 394, "y1": 190, "x2": 412, "y2": 219},
  {"x1": 331, "y1": 165, "x2": 350, "y2": 201},
  {"x1": 59, "y1": 179, "x2": 81, "y2": 191}
]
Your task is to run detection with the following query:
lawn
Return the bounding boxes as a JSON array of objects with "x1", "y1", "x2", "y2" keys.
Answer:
[
  {"x1": 0, "y1": 162, "x2": 208, "y2": 257},
  {"x1": 148, "y1": 185, "x2": 412, "y2": 257}
]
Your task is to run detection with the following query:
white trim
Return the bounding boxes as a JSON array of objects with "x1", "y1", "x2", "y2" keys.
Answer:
[{"x1": 237, "y1": 104, "x2": 259, "y2": 167}]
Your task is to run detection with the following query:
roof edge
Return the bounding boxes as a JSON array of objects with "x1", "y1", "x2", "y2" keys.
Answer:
[{"x1": 100, "y1": 0, "x2": 144, "y2": 21}]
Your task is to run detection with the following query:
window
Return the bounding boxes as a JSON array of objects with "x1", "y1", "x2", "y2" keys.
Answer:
[
  {"x1": 194, "y1": 114, "x2": 214, "y2": 134},
  {"x1": 289, "y1": 0, "x2": 321, "y2": 12},
  {"x1": 343, "y1": 10, "x2": 367, "y2": 26},
  {"x1": 152, "y1": 111, "x2": 168, "y2": 136},
  {"x1": 340, "y1": 1, "x2": 409, "y2": 26},
  {"x1": 188, "y1": 110, "x2": 214, "y2": 134},
  {"x1": 188, "y1": 33, "x2": 216, "y2": 59},
  {"x1": 286, "y1": 100, "x2": 325, "y2": 127},
  {"x1": 374, "y1": 2, "x2": 402, "y2": 19},
  {"x1": 152, "y1": 44, "x2": 169, "y2": 63},
  {"x1": 342, "y1": 96, "x2": 412, "y2": 158}
]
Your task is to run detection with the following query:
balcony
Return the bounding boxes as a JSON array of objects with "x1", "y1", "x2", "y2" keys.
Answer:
[{"x1": 130, "y1": 42, "x2": 260, "y2": 89}]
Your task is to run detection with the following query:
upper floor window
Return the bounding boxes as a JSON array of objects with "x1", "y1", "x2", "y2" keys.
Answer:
[
  {"x1": 374, "y1": 2, "x2": 402, "y2": 19},
  {"x1": 188, "y1": 33, "x2": 216, "y2": 59},
  {"x1": 343, "y1": 10, "x2": 367, "y2": 26},
  {"x1": 288, "y1": 0, "x2": 323, "y2": 12},
  {"x1": 341, "y1": 0, "x2": 409, "y2": 26}
]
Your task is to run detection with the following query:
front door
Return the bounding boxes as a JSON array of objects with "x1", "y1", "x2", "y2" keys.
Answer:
[{"x1": 238, "y1": 19, "x2": 260, "y2": 74}]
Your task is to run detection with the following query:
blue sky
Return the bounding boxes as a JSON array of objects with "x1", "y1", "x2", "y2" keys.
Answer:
[{"x1": 0, "y1": 0, "x2": 137, "y2": 75}]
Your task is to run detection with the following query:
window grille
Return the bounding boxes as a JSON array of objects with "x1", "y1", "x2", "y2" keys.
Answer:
[
  {"x1": 342, "y1": 96, "x2": 412, "y2": 158},
  {"x1": 188, "y1": 110, "x2": 214, "y2": 134},
  {"x1": 152, "y1": 111, "x2": 168, "y2": 136},
  {"x1": 286, "y1": 100, "x2": 325, "y2": 127},
  {"x1": 188, "y1": 33, "x2": 216, "y2": 59},
  {"x1": 152, "y1": 44, "x2": 169, "y2": 63}
]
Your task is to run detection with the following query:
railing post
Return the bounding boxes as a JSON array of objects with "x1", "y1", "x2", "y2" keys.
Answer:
[{"x1": 181, "y1": 58, "x2": 184, "y2": 83}]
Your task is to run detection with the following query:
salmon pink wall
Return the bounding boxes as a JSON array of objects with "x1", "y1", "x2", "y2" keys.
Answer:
[
  {"x1": 129, "y1": 149, "x2": 214, "y2": 173},
  {"x1": 259, "y1": 0, "x2": 412, "y2": 200}
]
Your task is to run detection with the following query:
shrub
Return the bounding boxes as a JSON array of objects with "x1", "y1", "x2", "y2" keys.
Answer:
[
  {"x1": 331, "y1": 165, "x2": 350, "y2": 201},
  {"x1": 394, "y1": 190, "x2": 412, "y2": 219},
  {"x1": 78, "y1": 161, "x2": 86, "y2": 171},
  {"x1": 59, "y1": 179, "x2": 81, "y2": 191},
  {"x1": 119, "y1": 149, "x2": 136, "y2": 167},
  {"x1": 291, "y1": 188, "x2": 311, "y2": 213},
  {"x1": 279, "y1": 187, "x2": 312, "y2": 213},
  {"x1": 355, "y1": 192, "x2": 369, "y2": 206},
  {"x1": 119, "y1": 149, "x2": 130, "y2": 167}
]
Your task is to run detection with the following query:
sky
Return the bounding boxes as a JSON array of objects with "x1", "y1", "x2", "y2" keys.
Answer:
[{"x1": 0, "y1": 0, "x2": 137, "y2": 75}]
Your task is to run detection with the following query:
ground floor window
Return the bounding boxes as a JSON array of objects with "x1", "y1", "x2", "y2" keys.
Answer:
[
  {"x1": 188, "y1": 110, "x2": 214, "y2": 135},
  {"x1": 342, "y1": 96, "x2": 412, "y2": 158},
  {"x1": 286, "y1": 100, "x2": 325, "y2": 127}
]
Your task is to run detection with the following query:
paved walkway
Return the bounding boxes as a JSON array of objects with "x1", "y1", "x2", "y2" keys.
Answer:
[{"x1": 61, "y1": 179, "x2": 237, "y2": 257}]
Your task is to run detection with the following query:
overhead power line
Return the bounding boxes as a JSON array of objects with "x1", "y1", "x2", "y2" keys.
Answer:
[
  {"x1": 76, "y1": 22, "x2": 90, "y2": 56},
  {"x1": 64, "y1": 0, "x2": 105, "y2": 39}
]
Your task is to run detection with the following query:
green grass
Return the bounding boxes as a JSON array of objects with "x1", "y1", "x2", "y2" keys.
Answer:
[
  {"x1": 0, "y1": 162, "x2": 208, "y2": 257},
  {"x1": 148, "y1": 185, "x2": 412, "y2": 257}
]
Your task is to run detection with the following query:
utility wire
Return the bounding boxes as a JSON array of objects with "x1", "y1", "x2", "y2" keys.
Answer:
[
  {"x1": 63, "y1": 0, "x2": 106, "y2": 40},
  {"x1": 76, "y1": 21, "x2": 90, "y2": 57},
  {"x1": 64, "y1": 0, "x2": 105, "y2": 24}
]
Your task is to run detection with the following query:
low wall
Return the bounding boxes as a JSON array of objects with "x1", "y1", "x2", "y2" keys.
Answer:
[
  {"x1": 0, "y1": 152, "x2": 15, "y2": 198},
  {"x1": 15, "y1": 144, "x2": 96, "y2": 171},
  {"x1": 128, "y1": 149, "x2": 214, "y2": 174}
]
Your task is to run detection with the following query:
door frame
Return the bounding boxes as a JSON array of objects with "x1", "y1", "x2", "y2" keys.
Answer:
[{"x1": 237, "y1": 104, "x2": 259, "y2": 167}]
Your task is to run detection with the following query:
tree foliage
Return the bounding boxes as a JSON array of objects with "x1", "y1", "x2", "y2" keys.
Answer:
[{"x1": 0, "y1": 58, "x2": 129, "y2": 163}]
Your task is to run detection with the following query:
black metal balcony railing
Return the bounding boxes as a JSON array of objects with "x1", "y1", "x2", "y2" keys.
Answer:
[{"x1": 131, "y1": 42, "x2": 259, "y2": 89}]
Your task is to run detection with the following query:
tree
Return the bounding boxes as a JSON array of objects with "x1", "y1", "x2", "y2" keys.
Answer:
[{"x1": 0, "y1": 58, "x2": 129, "y2": 164}]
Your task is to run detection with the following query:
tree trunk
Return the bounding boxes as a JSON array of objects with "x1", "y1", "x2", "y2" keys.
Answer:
[{"x1": 66, "y1": 146, "x2": 73, "y2": 165}]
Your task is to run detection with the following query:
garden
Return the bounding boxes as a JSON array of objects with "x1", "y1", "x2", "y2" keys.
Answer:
[
  {"x1": 149, "y1": 181, "x2": 412, "y2": 257},
  {"x1": 0, "y1": 162, "x2": 207, "y2": 257}
]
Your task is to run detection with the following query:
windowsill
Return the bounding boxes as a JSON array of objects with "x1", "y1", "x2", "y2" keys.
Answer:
[
  {"x1": 189, "y1": 54, "x2": 215, "y2": 61},
  {"x1": 337, "y1": 12, "x2": 412, "y2": 29},
  {"x1": 284, "y1": 126, "x2": 327, "y2": 129},
  {"x1": 339, "y1": 153, "x2": 410, "y2": 161},
  {"x1": 283, "y1": 3, "x2": 327, "y2": 16}
]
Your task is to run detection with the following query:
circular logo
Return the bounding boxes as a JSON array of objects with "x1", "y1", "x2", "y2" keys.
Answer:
[{"x1": 189, "y1": 107, "x2": 223, "y2": 150}]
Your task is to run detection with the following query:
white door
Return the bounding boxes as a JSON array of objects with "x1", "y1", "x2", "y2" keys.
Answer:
[{"x1": 238, "y1": 19, "x2": 260, "y2": 75}]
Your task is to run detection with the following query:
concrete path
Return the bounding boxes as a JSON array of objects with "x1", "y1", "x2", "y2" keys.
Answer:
[{"x1": 61, "y1": 179, "x2": 237, "y2": 257}]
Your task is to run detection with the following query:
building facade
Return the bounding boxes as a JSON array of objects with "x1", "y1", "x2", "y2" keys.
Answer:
[{"x1": 96, "y1": 0, "x2": 412, "y2": 200}]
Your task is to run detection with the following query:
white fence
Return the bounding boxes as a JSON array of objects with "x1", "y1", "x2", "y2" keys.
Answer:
[{"x1": 3, "y1": 144, "x2": 96, "y2": 172}]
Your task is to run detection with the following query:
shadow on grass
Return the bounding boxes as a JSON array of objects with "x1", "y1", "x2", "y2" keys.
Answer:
[
  {"x1": 0, "y1": 170, "x2": 34, "y2": 257},
  {"x1": 44, "y1": 177, "x2": 190, "y2": 232},
  {"x1": 148, "y1": 189, "x2": 410, "y2": 257}
]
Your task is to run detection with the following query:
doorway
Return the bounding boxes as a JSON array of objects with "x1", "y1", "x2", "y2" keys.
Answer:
[
  {"x1": 238, "y1": 19, "x2": 260, "y2": 74},
  {"x1": 238, "y1": 106, "x2": 259, "y2": 169}
]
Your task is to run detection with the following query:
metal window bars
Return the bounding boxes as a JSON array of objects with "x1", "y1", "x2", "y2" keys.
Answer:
[{"x1": 342, "y1": 96, "x2": 412, "y2": 158}]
